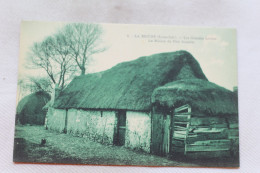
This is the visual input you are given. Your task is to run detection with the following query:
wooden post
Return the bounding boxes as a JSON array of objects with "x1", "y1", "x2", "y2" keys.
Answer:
[
  {"x1": 169, "y1": 109, "x2": 174, "y2": 155},
  {"x1": 184, "y1": 114, "x2": 191, "y2": 155},
  {"x1": 150, "y1": 108, "x2": 153, "y2": 154},
  {"x1": 172, "y1": 104, "x2": 191, "y2": 156},
  {"x1": 64, "y1": 109, "x2": 68, "y2": 134}
]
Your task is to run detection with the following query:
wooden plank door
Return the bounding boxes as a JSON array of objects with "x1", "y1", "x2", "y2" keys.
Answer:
[
  {"x1": 162, "y1": 114, "x2": 171, "y2": 155},
  {"x1": 151, "y1": 112, "x2": 171, "y2": 156},
  {"x1": 117, "y1": 110, "x2": 126, "y2": 146},
  {"x1": 172, "y1": 104, "x2": 191, "y2": 155},
  {"x1": 151, "y1": 111, "x2": 163, "y2": 155}
]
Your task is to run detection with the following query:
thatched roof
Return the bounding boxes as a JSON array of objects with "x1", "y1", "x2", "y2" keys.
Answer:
[
  {"x1": 16, "y1": 91, "x2": 51, "y2": 125},
  {"x1": 152, "y1": 79, "x2": 238, "y2": 115},
  {"x1": 54, "y1": 50, "x2": 208, "y2": 111}
]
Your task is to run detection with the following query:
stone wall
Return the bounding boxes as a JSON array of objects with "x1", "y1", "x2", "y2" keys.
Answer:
[
  {"x1": 66, "y1": 109, "x2": 116, "y2": 145},
  {"x1": 46, "y1": 108, "x2": 66, "y2": 133},
  {"x1": 125, "y1": 111, "x2": 151, "y2": 152},
  {"x1": 47, "y1": 108, "x2": 152, "y2": 151}
]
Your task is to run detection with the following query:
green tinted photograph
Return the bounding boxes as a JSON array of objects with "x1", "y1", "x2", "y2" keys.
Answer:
[{"x1": 14, "y1": 21, "x2": 239, "y2": 168}]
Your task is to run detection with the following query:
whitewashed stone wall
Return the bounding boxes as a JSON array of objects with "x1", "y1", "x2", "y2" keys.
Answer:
[
  {"x1": 46, "y1": 108, "x2": 152, "y2": 151},
  {"x1": 46, "y1": 108, "x2": 66, "y2": 133},
  {"x1": 67, "y1": 109, "x2": 116, "y2": 145},
  {"x1": 125, "y1": 111, "x2": 151, "y2": 152}
]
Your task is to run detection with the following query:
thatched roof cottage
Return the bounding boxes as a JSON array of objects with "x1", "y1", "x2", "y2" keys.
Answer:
[{"x1": 46, "y1": 50, "x2": 238, "y2": 158}]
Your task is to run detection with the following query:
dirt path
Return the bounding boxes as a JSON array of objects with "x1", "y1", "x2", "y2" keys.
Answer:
[
  {"x1": 14, "y1": 125, "x2": 239, "y2": 167},
  {"x1": 13, "y1": 125, "x2": 199, "y2": 167}
]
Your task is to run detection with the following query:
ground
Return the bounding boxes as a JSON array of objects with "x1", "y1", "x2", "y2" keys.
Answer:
[{"x1": 13, "y1": 125, "x2": 238, "y2": 167}]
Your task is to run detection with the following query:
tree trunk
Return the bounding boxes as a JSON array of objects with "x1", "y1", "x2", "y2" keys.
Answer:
[{"x1": 81, "y1": 67, "x2": 85, "y2": 75}]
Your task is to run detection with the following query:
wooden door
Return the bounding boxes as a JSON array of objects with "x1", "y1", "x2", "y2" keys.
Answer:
[
  {"x1": 117, "y1": 110, "x2": 126, "y2": 146},
  {"x1": 151, "y1": 112, "x2": 172, "y2": 156},
  {"x1": 151, "y1": 111, "x2": 163, "y2": 155},
  {"x1": 162, "y1": 114, "x2": 171, "y2": 155}
]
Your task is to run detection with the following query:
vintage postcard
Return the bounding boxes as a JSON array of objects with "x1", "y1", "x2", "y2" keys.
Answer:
[{"x1": 14, "y1": 21, "x2": 239, "y2": 168}]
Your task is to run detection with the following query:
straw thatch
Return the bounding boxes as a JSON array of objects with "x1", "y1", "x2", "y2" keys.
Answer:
[
  {"x1": 54, "y1": 50, "x2": 208, "y2": 111},
  {"x1": 152, "y1": 79, "x2": 238, "y2": 115},
  {"x1": 16, "y1": 91, "x2": 50, "y2": 125}
]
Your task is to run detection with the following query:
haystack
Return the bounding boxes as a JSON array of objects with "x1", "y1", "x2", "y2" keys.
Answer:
[{"x1": 16, "y1": 91, "x2": 50, "y2": 125}]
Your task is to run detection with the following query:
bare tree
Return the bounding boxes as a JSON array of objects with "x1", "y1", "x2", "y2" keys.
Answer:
[
  {"x1": 26, "y1": 23, "x2": 105, "y2": 92},
  {"x1": 17, "y1": 75, "x2": 52, "y2": 105},
  {"x1": 18, "y1": 76, "x2": 52, "y2": 93},
  {"x1": 27, "y1": 76, "x2": 52, "y2": 93},
  {"x1": 61, "y1": 23, "x2": 106, "y2": 75},
  {"x1": 50, "y1": 32, "x2": 78, "y2": 88},
  {"x1": 17, "y1": 77, "x2": 29, "y2": 103},
  {"x1": 27, "y1": 34, "x2": 77, "y2": 90}
]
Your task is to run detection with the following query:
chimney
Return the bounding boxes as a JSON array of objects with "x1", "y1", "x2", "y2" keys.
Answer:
[{"x1": 50, "y1": 84, "x2": 61, "y2": 106}]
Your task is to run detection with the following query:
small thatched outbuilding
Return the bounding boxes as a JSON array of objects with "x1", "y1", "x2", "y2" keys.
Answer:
[
  {"x1": 16, "y1": 91, "x2": 50, "y2": 125},
  {"x1": 46, "y1": 50, "x2": 238, "y2": 158},
  {"x1": 151, "y1": 79, "x2": 238, "y2": 158}
]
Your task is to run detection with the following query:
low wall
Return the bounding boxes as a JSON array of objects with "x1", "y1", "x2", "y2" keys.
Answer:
[
  {"x1": 184, "y1": 115, "x2": 239, "y2": 158},
  {"x1": 67, "y1": 109, "x2": 116, "y2": 145},
  {"x1": 125, "y1": 111, "x2": 151, "y2": 152}
]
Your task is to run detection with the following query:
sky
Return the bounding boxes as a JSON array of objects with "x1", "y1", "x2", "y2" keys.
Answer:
[{"x1": 19, "y1": 21, "x2": 237, "y2": 91}]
